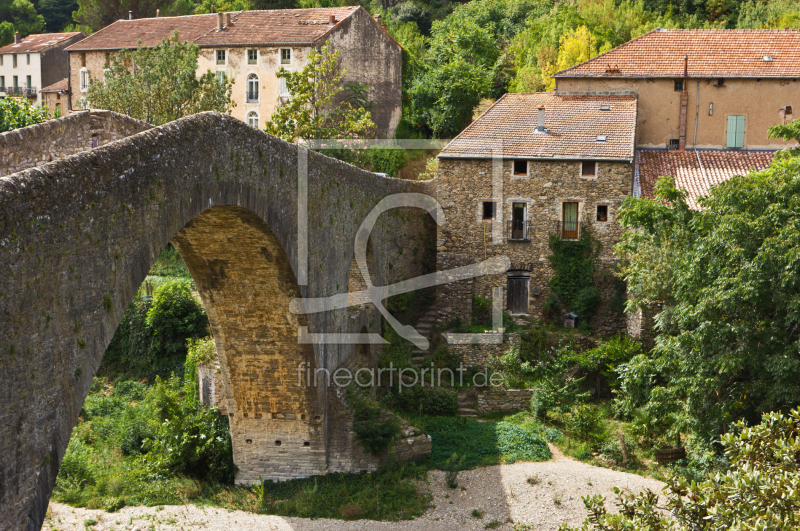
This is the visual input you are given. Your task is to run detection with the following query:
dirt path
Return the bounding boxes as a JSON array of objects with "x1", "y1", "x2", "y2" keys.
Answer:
[{"x1": 45, "y1": 446, "x2": 665, "y2": 531}]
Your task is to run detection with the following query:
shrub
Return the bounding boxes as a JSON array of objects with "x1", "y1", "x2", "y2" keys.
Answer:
[
  {"x1": 340, "y1": 502, "x2": 365, "y2": 519},
  {"x1": 0, "y1": 97, "x2": 49, "y2": 133},
  {"x1": 146, "y1": 280, "x2": 208, "y2": 358},
  {"x1": 573, "y1": 443, "x2": 593, "y2": 461},
  {"x1": 103, "y1": 497, "x2": 125, "y2": 512},
  {"x1": 352, "y1": 415, "x2": 401, "y2": 456},
  {"x1": 564, "y1": 404, "x2": 602, "y2": 442},
  {"x1": 443, "y1": 452, "x2": 464, "y2": 488},
  {"x1": 394, "y1": 386, "x2": 458, "y2": 416},
  {"x1": 495, "y1": 423, "x2": 551, "y2": 462},
  {"x1": 519, "y1": 327, "x2": 548, "y2": 363},
  {"x1": 367, "y1": 147, "x2": 407, "y2": 177}
]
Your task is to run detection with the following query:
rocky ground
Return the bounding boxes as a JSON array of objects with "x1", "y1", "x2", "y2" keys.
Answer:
[{"x1": 45, "y1": 445, "x2": 665, "y2": 531}]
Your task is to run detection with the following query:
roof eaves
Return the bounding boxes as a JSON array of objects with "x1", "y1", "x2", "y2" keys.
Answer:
[{"x1": 438, "y1": 153, "x2": 634, "y2": 162}]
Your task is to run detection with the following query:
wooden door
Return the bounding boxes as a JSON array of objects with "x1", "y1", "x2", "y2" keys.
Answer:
[
  {"x1": 562, "y1": 202, "x2": 579, "y2": 239},
  {"x1": 506, "y1": 272, "x2": 530, "y2": 314}
]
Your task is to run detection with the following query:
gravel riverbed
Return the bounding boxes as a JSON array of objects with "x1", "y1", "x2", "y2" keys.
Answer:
[{"x1": 46, "y1": 445, "x2": 665, "y2": 531}]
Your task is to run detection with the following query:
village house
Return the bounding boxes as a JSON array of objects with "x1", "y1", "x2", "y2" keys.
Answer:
[
  {"x1": 0, "y1": 31, "x2": 84, "y2": 106},
  {"x1": 64, "y1": 7, "x2": 402, "y2": 137},
  {"x1": 40, "y1": 78, "x2": 70, "y2": 116},
  {"x1": 436, "y1": 92, "x2": 638, "y2": 331}
]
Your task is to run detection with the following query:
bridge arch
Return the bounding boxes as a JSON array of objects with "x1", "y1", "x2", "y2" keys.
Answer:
[{"x1": 0, "y1": 112, "x2": 436, "y2": 530}]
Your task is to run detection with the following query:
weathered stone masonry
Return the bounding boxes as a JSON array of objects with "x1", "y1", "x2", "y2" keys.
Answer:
[{"x1": 0, "y1": 112, "x2": 436, "y2": 531}]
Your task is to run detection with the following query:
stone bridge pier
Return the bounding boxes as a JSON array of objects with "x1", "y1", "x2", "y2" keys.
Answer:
[{"x1": 0, "y1": 112, "x2": 437, "y2": 530}]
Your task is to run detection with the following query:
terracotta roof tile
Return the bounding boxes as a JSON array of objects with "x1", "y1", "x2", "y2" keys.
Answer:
[
  {"x1": 40, "y1": 78, "x2": 69, "y2": 93},
  {"x1": 555, "y1": 29, "x2": 800, "y2": 78},
  {"x1": 65, "y1": 7, "x2": 359, "y2": 51},
  {"x1": 637, "y1": 149, "x2": 775, "y2": 209},
  {"x1": 439, "y1": 92, "x2": 637, "y2": 160},
  {"x1": 0, "y1": 33, "x2": 83, "y2": 54}
]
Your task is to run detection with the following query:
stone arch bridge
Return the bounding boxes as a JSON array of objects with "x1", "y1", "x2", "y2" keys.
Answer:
[{"x1": 0, "y1": 111, "x2": 437, "y2": 530}]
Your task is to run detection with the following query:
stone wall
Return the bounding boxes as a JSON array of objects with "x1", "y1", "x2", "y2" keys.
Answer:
[
  {"x1": 450, "y1": 333, "x2": 520, "y2": 367},
  {"x1": 436, "y1": 157, "x2": 633, "y2": 331},
  {"x1": 0, "y1": 112, "x2": 436, "y2": 530},
  {"x1": 0, "y1": 110, "x2": 151, "y2": 177},
  {"x1": 626, "y1": 301, "x2": 662, "y2": 351},
  {"x1": 476, "y1": 387, "x2": 536, "y2": 414}
]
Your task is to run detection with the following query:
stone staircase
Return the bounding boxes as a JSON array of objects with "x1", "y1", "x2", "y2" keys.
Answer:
[
  {"x1": 411, "y1": 304, "x2": 441, "y2": 367},
  {"x1": 458, "y1": 388, "x2": 478, "y2": 417}
]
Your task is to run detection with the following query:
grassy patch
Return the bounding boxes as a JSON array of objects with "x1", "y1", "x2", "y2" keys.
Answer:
[
  {"x1": 148, "y1": 244, "x2": 191, "y2": 278},
  {"x1": 259, "y1": 460, "x2": 430, "y2": 521},
  {"x1": 410, "y1": 416, "x2": 550, "y2": 469}
]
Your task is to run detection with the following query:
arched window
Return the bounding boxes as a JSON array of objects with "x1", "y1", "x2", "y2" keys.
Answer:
[
  {"x1": 246, "y1": 74, "x2": 259, "y2": 103},
  {"x1": 247, "y1": 111, "x2": 259, "y2": 129}
]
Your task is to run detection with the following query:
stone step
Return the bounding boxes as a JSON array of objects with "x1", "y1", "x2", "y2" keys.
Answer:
[
  {"x1": 458, "y1": 408, "x2": 478, "y2": 416},
  {"x1": 411, "y1": 357, "x2": 426, "y2": 365}
]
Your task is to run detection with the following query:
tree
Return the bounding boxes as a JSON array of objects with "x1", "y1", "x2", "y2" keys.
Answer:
[
  {"x1": 768, "y1": 116, "x2": 800, "y2": 158},
  {"x1": 615, "y1": 138, "x2": 800, "y2": 441},
  {"x1": 86, "y1": 32, "x2": 234, "y2": 126},
  {"x1": 37, "y1": 0, "x2": 79, "y2": 32},
  {"x1": 562, "y1": 409, "x2": 800, "y2": 530},
  {"x1": 8, "y1": 0, "x2": 44, "y2": 36},
  {"x1": 0, "y1": 97, "x2": 49, "y2": 133},
  {"x1": 264, "y1": 41, "x2": 375, "y2": 142},
  {"x1": 0, "y1": 21, "x2": 13, "y2": 46},
  {"x1": 72, "y1": 0, "x2": 192, "y2": 32}
]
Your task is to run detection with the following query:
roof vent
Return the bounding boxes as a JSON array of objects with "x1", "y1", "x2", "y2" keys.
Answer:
[
  {"x1": 763, "y1": 55, "x2": 773, "y2": 62},
  {"x1": 226, "y1": 13, "x2": 231, "y2": 26},
  {"x1": 14, "y1": 31, "x2": 20, "y2": 44},
  {"x1": 600, "y1": 105, "x2": 610, "y2": 111},
  {"x1": 329, "y1": 15, "x2": 336, "y2": 25},
  {"x1": 128, "y1": 10, "x2": 132, "y2": 19},
  {"x1": 596, "y1": 135, "x2": 607, "y2": 142},
  {"x1": 217, "y1": 12, "x2": 223, "y2": 30}
]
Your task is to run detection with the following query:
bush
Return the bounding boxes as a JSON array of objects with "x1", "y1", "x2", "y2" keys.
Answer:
[
  {"x1": 146, "y1": 280, "x2": 208, "y2": 358},
  {"x1": 394, "y1": 386, "x2": 458, "y2": 416},
  {"x1": 352, "y1": 415, "x2": 401, "y2": 456},
  {"x1": 519, "y1": 327, "x2": 549, "y2": 363},
  {"x1": 367, "y1": 147, "x2": 407, "y2": 177},
  {"x1": 495, "y1": 423, "x2": 551, "y2": 462},
  {"x1": 443, "y1": 452, "x2": 464, "y2": 488},
  {"x1": 564, "y1": 404, "x2": 602, "y2": 442},
  {"x1": 0, "y1": 96, "x2": 49, "y2": 133}
]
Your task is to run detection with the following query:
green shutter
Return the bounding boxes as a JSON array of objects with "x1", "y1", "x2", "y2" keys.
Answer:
[
  {"x1": 735, "y1": 116, "x2": 745, "y2": 148},
  {"x1": 727, "y1": 116, "x2": 745, "y2": 148}
]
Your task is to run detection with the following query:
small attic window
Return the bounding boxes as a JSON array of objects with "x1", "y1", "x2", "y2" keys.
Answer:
[
  {"x1": 596, "y1": 135, "x2": 607, "y2": 142},
  {"x1": 599, "y1": 105, "x2": 610, "y2": 111},
  {"x1": 763, "y1": 55, "x2": 773, "y2": 62}
]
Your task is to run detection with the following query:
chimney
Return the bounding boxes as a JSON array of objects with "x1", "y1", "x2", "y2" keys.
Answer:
[
  {"x1": 536, "y1": 105, "x2": 546, "y2": 132},
  {"x1": 329, "y1": 15, "x2": 336, "y2": 25},
  {"x1": 226, "y1": 13, "x2": 231, "y2": 26},
  {"x1": 217, "y1": 12, "x2": 223, "y2": 30},
  {"x1": 678, "y1": 55, "x2": 689, "y2": 151},
  {"x1": 374, "y1": 13, "x2": 381, "y2": 25},
  {"x1": 128, "y1": 10, "x2": 132, "y2": 19},
  {"x1": 156, "y1": 9, "x2": 159, "y2": 17},
  {"x1": 14, "y1": 32, "x2": 20, "y2": 44}
]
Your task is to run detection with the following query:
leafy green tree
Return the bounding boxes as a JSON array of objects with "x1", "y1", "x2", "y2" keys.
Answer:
[
  {"x1": 72, "y1": 0, "x2": 192, "y2": 32},
  {"x1": 562, "y1": 409, "x2": 800, "y2": 530},
  {"x1": 768, "y1": 116, "x2": 800, "y2": 158},
  {"x1": 264, "y1": 41, "x2": 375, "y2": 142},
  {"x1": 7, "y1": 0, "x2": 44, "y2": 36},
  {"x1": 0, "y1": 21, "x2": 14, "y2": 46},
  {"x1": 37, "y1": 0, "x2": 78, "y2": 32},
  {"x1": 615, "y1": 143, "x2": 800, "y2": 440},
  {"x1": 86, "y1": 32, "x2": 234, "y2": 126},
  {"x1": 0, "y1": 96, "x2": 49, "y2": 133}
]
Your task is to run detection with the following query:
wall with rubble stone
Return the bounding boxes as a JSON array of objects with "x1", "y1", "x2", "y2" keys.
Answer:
[{"x1": 476, "y1": 387, "x2": 536, "y2": 414}]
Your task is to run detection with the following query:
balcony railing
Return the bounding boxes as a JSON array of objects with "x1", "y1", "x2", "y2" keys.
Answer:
[
  {"x1": 246, "y1": 91, "x2": 259, "y2": 103},
  {"x1": 1, "y1": 86, "x2": 37, "y2": 97},
  {"x1": 506, "y1": 220, "x2": 532, "y2": 241},
  {"x1": 556, "y1": 220, "x2": 582, "y2": 240}
]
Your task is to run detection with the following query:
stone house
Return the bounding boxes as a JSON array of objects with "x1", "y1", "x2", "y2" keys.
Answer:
[
  {"x1": 64, "y1": 7, "x2": 402, "y2": 136},
  {"x1": 436, "y1": 92, "x2": 637, "y2": 331},
  {"x1": 0, "y1": 31, "x2": 84, "y2": 106},
  {"x1": 554, "y1": 29, "x2": 800, "y2": 151},
  {"x1": 40, "y1": 78, "x2": 69, "y2": 116}
]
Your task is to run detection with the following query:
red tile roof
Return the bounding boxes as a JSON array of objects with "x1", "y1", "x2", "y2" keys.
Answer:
[
  {"x1": 65, "y1": 7, "x2": 360, "y2": 51},
  {"x1": 0, "y1": 33, "x2": 83, "y2": 54},
  {"x1": 555, "y1": 29, "x2": 800, "y2": 79},
  {"x1": 40, "y1": 78, "x2": 69, "y2": 93},
  {"x1": 439, "y1": 92, "x2": 637, "y2": 160},
  {"x1": 637, "y1": 149, "x2": 775, "y2": 209}
]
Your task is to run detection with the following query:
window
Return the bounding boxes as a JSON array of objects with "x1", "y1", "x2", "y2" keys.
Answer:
[
  {"x1": 509, "y1": 202, "x2": 528, "y2": 240},
  {"x1": 13, "y1": 75, "x2": 17, "y2": 88},
  {"x1": 726, "y1": 115, "x2": 745, "y2": 148},
  {"x1": 513, "y1": 160, "x2": 527, "y2": 175},
  {"x1": 216, "y1": 50, "x2": 226, "y2": 65},
  {"x1": 281, "y1": 48, "x2": 291, "y2": 65},
  {"x1": 247, "y1": 111, "x2": 259, "y2": 128},
  {"x1": 562, "y1": 202, "x2": 579, "y2": 239},
  {"x1": 0, "y1": 55, "x2": 3, "y2": 66},
  {"x1": 581, "y1": 161, "x2": 596, "y2": 178},
  {"x1": 786, "y1": 105, "x2": 794, "y2": 116},
  {"x1": 55, "y1": 102, "x2": 61, "y2": 115},
  {"x1": 0, "y1": 76, "x2": 4, "y2": 89},
  {"x1": 26, "y1": 75, "x2": 31, "y2": 88},
  {"x1": 669, "y1": 138, "x2": 680, "y2": 150},
  {"x1": 80, "y1": 68, "x2": 89, "y2": 92},
  {"x1": 482, "y1": 201, "x2": 496, "y2": 220},
  {"x1": 596, "y1": 205, "x2": 608, "y2": 222},
  {"x1": 246, "y1": 73, "x2": 259, "y2": 102},
  {"x1": 26, "y1": 54, "x2": 29, "y2": 65},
  {"x1": 279, "y1": 75, "x2": 289, "y2": 97},
  {"x1": 105, "y1": 52, "x2": 110, "y2": 66},
  {"x1": 81, "y1": 53, "x2": 86, "y2": 67},
  {"x1": 216, "y1": 71, "x2": 226, "y2": 85},
  {"x1": 674, "y1": 79, "x2": 683, "y2": 92},
  {"x1": 12, "y1": 54, "x2": 17, "y2": 68},
  {"x1": 248, "y1": 49, "x2": 257, "y2": 64}
]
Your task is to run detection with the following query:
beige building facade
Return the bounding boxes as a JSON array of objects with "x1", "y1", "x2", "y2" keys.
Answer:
[
  {"x1": 436, "y1": 93, "x2": 637, "y2": 332},
  {"x1": 65, "y1": 7, "x2": 402, "y2": 136}
]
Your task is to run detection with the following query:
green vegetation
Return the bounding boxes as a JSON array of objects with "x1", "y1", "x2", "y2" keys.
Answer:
[
  {"x1": 563, "y1": 409, "x2": 800, "y2": 530},
  {"x1": 258, "y1": 460, "x2": 430, "y2": 520},
  {"x1": 545, "y1": 229, "x2": 602, "y2": 326},
  {"x1": 0, "y1": 0, "x2": 43, "y2": 40},
  {"x1": 0, "y1": 97, "x2": 50, "y2": 133},
  {"x1": 86, "y1": 32, "x2": 234, "y2": 126}
]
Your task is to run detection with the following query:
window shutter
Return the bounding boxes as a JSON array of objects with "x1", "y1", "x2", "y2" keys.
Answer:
[
  {"x1": 726, "y1": 116, "x2": 737, "y2": 148},
  {"x1": 735, "y1": 116, "x2": 745, "y2": 148}
]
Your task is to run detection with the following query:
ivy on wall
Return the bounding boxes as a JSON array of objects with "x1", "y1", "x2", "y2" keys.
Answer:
[{"x1": 545, "y1": 229, "x2": 602, "y2": 324}]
